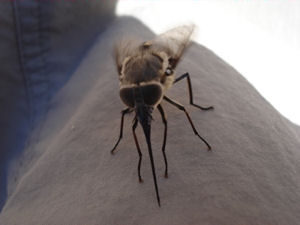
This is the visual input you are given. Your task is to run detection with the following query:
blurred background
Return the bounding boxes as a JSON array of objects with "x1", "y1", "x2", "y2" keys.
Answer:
[{"x1": 117, "y1": 0, "x2": 300, "y2": 125}]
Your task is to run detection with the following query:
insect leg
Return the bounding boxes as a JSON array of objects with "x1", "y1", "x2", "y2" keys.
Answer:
[
  {"x1": 157, "y1": 104, "x2": 168, "y2": 178},
  {"x1": 111, "y1": 108, "x2": 132, "y2": 154},
  {"x1": 163, "y1": 96, "x2": 211, "y2": 151},
  {"x1": 174, "y1": 72, "x2": 213, "y2": 110},
  {"x1": 132, "y1": 117, "x2": 143, "y2": 183}
]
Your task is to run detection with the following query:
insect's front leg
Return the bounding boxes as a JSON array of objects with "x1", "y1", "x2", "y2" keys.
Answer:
[
  {"x1": 157, "y1": 104, "x2": 168, "y2": 178},
  {"x1": 111, "y1": 108, "x2": 132, "y2": 154},
  {"x1": 174, "y1": 72, "x2": 213, "y2": 110},
  {"x1": 132, "y1": 117, "x2": 143, "y2": 183}
]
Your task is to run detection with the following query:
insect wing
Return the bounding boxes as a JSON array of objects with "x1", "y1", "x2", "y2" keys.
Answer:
[
  {"x1": 114, "y1": 38, "x2": 139, "y2": 76},
  {"x1": 152, "y1": 25, "x2": 195, "y2": 68}
]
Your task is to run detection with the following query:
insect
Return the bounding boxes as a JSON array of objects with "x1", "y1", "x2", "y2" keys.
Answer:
[{"x1": 111, "y1": 25, "x2": 213, "y2": 207}]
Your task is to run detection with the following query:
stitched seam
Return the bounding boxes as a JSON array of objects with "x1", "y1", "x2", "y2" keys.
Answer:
[
  {"x1": 12, "y1": 0, "x2": 33, "y2": 127},
  {"x1": 37, "y1": 1, "x2": 50, "y2": 108}
]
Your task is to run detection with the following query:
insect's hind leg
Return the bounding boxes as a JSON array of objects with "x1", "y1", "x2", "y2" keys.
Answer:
[
  {"x1": 163, "y1": 96, "x2": 211, "y2": 151},
  {"x1": 174, "y1": 72, "x2": 213, "y2": 110},
  {"x1": 132, "y1": 117, "x2": 143, "y2": 183},
  {"x1": 157, "y1": 104, "x2": 168, "y2": 178},
  {"x1": 111, "y1": 108, "x2": 132, "y2": 154}
]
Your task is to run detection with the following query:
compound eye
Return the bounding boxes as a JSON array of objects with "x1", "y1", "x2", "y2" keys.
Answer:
[
  {"x1": 120, "y1": 88, "x2": 135, "y2": 108},
  {"x1": 141, "y1": 84, "x2": 162, "y2": 106},
  {"x1": 120, "y1": 84, "x2": 163, "y2": 108}
]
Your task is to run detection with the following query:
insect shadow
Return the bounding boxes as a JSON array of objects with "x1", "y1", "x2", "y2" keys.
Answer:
[{"x1": 110, "y1": 25, "x2": 213, "y2": 207}]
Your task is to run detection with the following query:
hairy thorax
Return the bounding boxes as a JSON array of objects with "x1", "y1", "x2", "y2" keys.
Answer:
[{"x1": 120, "y1": 51, "x2": 175, "y2": 92}]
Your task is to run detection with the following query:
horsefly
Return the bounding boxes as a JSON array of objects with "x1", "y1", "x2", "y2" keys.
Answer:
[{"x1": 111, "y1": 25, "x2": 213, "y2": 207}]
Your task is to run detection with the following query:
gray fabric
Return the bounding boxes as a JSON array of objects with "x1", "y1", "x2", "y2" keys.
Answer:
[
  {"x1": 0, "y1": 0, "x2": 116, "y2": 211},
  {"x1": 1, "y1": 16, "x2": 300, "y2": 224}
]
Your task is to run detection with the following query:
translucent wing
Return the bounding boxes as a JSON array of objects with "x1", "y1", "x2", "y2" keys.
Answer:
[
  {"x1": 114, "y1": 38, "x2": 138, "y2": 75},
  {"x1": 151, "y1": 25, "x2": 195, "y2": 68},
  {"x1": 113, "y1": 25, "x2": 194, "y2": 75}
]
